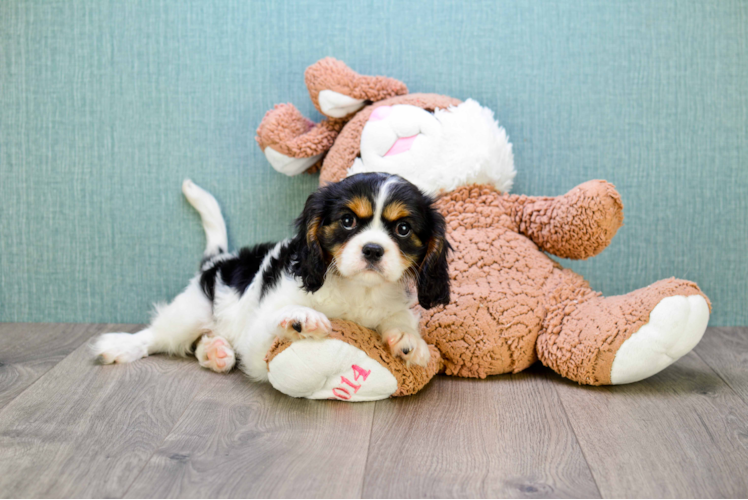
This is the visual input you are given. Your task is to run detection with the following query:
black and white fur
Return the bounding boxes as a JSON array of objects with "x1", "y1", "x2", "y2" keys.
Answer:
[{"x1": 93, "y1": 173, "x2": 450, "y2": 379}]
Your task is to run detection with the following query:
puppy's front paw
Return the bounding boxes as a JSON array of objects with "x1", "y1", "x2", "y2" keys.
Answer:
[
  {"x1": 383, "y1": 330, "x2": 430, "y2": 367},
  {"x1": 275, "y1": 307, "x2": 332, "y2": 341}
]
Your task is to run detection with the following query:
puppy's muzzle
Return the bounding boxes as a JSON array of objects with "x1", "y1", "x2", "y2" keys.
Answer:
[{"x1": 362, "y1": 243, "x2": 385, "y2": 263}]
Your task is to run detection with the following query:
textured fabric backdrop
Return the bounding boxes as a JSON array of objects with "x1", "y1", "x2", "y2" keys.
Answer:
[{"x1": 1, "y1": 0, "x2": 746, "y2": 325}]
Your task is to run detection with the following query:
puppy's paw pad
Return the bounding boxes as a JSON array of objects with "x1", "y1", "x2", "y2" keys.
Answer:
[
  {"x1": 277, "y1": 308, "x2": 332, "y2": 340},
  {"x1": 196, "y1": 335, "x2": 235, "y2": 373},
  {"x1": 385, "y1": 331, "x2": 430, "y2": 367},
  {"x1": 92, "y1": 333, "x2": 149, "y2": 365}
]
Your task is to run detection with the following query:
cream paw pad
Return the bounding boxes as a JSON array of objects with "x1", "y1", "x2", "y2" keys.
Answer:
[{"x1": 265, "y1": 320, "x2": 443, "y2": 401}]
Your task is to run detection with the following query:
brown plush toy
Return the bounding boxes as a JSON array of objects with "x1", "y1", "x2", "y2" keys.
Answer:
[{"x1": 255, "y1": 58, "x2": 711, "y2": 401}]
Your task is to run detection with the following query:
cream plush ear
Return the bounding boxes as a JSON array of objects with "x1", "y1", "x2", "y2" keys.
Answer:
[
  {"x1": 265, "y1": 319, "x2": 443, "y2": 401},
  {"x1": 255, "y1": 103, "x2": 344, "y2": 176},
  {"x1": 305, "y1": 57, "x2": 408, "y2": 119}
]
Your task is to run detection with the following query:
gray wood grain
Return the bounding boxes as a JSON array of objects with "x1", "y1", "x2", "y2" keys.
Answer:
[
  {"x1": 552, "y1": 351, "x2": 748, "y2": 498},
  {"x1": 695, "y1": 327, "x2": 748, "y2": 405},
  {"x1": 0, "y1": 323, "x2": 103, "y2": 410},
  {"x1": 2, "y1": 323, "x2": 748, "y2": 499},
  {"x1": 0, "y1": 324, "x2": 217, "y2": 499},
  {"x1": 362, "y1": 367, "x2": 601, "y2": 499},
  {"x1": 125, "y1": 370, "x2": 376, "y2": 499}
]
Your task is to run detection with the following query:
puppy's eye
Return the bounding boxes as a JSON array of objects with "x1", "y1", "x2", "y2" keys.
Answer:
[
  {"x1": 341, "y1": 214, "x2": 357, "y2": 230},
  {"x1": 396, "y1": 221, "x2": 411, "y2": 237}
]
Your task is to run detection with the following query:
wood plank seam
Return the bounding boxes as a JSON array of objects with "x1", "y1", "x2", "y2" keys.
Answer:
[
  {"x1": 545, "y1": 373, "x2": 604, "y2": 499},
  {"x1": 120, "y1": 375, "x2": 221, "y2": 499},
  {"x1": 0, "y1": 323, "x2": 112, "y2": 416},
  {"x1": 358, "y1": 400, "x2": 379, "y2": 499},
  {"x1": 692, "y1": 349, "x2": 748, "y2": 409},
  {"x1": 552, "y1": 349, "x2": 748, "y2": 497},
  {"x1": 359, "y1": 373, "x2": 602, "y2": 498},
  {"x1": 0, "y1": 353, "x2": 67, "y2": 414},
  {"x1": 0, "y1": 325, "x2": 223, "y2": 498}
]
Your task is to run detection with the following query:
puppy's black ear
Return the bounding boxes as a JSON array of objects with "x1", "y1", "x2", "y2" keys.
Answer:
[
  {"x1": 417, "y1": 209, "x2": 451, "y2": 309},
  {"x1": 293, "y1": 191, "x2": 328, "y2": 293}
]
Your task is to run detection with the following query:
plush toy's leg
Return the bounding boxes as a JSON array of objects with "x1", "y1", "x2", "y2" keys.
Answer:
[
  {"x1": 255, "y1": 103, "x2": 343, "y2": 176},
  {"x1": 537, "y1": 278, "x2": 710, "y2": 385}
]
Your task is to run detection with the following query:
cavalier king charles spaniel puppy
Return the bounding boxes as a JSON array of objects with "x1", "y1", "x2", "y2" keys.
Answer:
[{"x1": 93, "y1": 173, "x2": 450, "y2": 380}]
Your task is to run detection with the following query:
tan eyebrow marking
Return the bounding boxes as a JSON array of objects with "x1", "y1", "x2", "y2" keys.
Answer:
[
  {"x1": 383, "y1": 201, "x2": 410, "y2": 221},
  {"x1": 347, "y1": 196, "x2": 373, "y2": 218}
]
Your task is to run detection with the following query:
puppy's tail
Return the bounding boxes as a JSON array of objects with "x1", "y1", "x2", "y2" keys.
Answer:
[{"x1": 182, "y1": 179, "x2": 228, "y2": 259}]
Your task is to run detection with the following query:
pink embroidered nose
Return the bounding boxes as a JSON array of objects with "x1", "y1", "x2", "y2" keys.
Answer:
[
  {"x1": 369, "y1": 106, "x2": 392, "y2": 121},
  {"x1": 385, "y1": 135, "x2": 418, "y2": 156}
]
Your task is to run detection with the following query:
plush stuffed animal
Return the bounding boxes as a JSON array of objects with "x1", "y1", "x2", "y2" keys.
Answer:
[{"x1": 255, "y1": 58, "x2": 711, "y2": 401}]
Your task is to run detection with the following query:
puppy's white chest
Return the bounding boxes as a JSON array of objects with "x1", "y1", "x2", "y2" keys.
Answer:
[{"x1": 310, "y1": 278, "x2": 409, "y2": 330}]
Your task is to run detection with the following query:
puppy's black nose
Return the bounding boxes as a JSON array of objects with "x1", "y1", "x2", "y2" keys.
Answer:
[{"x1": 362, "y1": 243, "x2": 385, "y2": 262}]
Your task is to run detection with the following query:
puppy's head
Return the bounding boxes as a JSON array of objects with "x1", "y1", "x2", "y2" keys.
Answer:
[{"x1": 293, "y1": 173, "x2": 451, "y2": 309}]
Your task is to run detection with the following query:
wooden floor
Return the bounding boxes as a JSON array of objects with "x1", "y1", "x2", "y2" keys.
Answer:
[{"x1": 0, "y1": 324, "x2": 746, "y2": 498}]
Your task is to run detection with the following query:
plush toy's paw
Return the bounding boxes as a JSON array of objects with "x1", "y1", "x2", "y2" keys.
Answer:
[
  {"x1": 92, "y1": 332, "x2": 150, "y2": 364},
  {"x1": 275, "y1": 306, "x2": 332, "y2": 341},
  {"x1": 610, "y1": 295, "x2": 710, "y2": 384},
  {"x1": 195, "y1": 334, "x2": 235, "y2": 373},
  {"x1": 267, "y1": 338, "x2": 399, "y2": 401},
  {"x1": 383, "y1": 330, "x2": 431, "y2": 367},
  {"x1": 265, "y1": 320, "x2": 443, "y2": 401}
]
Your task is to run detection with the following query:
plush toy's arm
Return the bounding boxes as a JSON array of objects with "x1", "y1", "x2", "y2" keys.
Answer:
[
  {"x1": 257, "y1": 58, "x2": 408, "y2": 176},
  {"x1": 513, "y1": 180, "x2": 624, "y2": 260},
  {"x1": 255, "y1": 103, "x2": 345, "y2": 176},
  {"x1": 305, "y1": 57, "x2": 408, "y2": 118}
]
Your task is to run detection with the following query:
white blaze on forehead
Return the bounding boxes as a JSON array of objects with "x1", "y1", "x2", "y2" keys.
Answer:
[{"x1": 371, "y1": 176, "x2": 401, "y2": 229}]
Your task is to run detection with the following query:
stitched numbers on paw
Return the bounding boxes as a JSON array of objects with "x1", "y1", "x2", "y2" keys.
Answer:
[{"x1": 331, "y1": 364, "x2": 372, "y2": 400}]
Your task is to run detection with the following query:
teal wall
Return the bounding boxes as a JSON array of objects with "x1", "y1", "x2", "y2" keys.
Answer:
[{"x1": 1, "y1": 0, "x2": 746, "y2": 325}]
